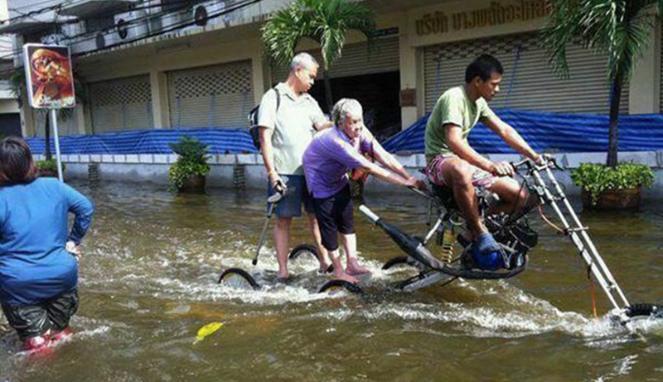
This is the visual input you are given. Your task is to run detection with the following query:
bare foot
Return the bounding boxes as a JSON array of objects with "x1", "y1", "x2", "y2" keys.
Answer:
[
  {"x1": 333, "y1": 271, "x2": 358, "y2": 284},
  {"x1": 318, "y1": 261, "x2": 331, "y2": 273},
  {"x1": 276, "y1": 270, "x2": 289, "y2": 281},
  {"x1": 346, "y1": 260, "x2": 371, "y2": 276}
]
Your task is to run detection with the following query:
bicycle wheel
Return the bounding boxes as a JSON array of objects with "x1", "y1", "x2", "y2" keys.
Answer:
[{"x1": 217, "y1": 268, "x2": 260, "y2": 290}]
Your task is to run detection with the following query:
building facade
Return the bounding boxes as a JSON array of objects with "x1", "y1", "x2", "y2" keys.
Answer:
[
  {"x1": 1, "y1": 0, "x2": 661, "y2": 140},
  {"x1": 0, "y1": 0, "x2": 20, "y2": 137}
]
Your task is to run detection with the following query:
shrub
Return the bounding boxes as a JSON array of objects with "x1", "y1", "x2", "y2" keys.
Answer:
[
  {"x1": 36, "y1": 158, "x2": 66, "y2": 173},
  {"x1": 571, "y1": 163, "x2": 654, "y2": 205},
  {"x1": 168, "y1": 136, "x2": 211, "y2": 190}
]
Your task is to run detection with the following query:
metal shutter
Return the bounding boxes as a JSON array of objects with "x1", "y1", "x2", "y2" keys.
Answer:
[
  {"x1": 660, "y1": 22, "x2": 663, "y2": 112},
  {"x1": 89, "y1": 75, "x2": 153, "y2": 133},
  {"x1": 31, "y1": 109, "x2": 79, "y2": 137},
  {"x1": 167, "y1": 60, "x2": 254, "y2": 128},
  {"x1": 271, "y1": 37, "x2": 400, "y2": 83},
  {"x1": 423, "y1": 32, "x2": 629, "y2": 114}
]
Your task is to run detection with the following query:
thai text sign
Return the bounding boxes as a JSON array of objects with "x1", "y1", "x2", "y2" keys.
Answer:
[
  {"x1": 416, "y1": 0, "x2": 549, "y2": 36},
  {"x1": 23, "y1": 44, "x2": 76, "y2": 109}
]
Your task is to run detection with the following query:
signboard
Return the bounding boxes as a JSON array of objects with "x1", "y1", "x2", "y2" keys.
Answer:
[
  {"x1": 415, "y1": 0, "x2": 549, "y2": 36},
  {"x1": 23, "y1": 44, "x2": 76, "y2": 109}
]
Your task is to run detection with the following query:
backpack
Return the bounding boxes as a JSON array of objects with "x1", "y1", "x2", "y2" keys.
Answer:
[{"x1": 248, "y1": 87, "x2": 281, "y2": 150}]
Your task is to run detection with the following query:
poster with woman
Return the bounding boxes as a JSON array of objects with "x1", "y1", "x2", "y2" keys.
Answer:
[{"x1": 23, "y1": 44, "x2": 76, "y2": 109}]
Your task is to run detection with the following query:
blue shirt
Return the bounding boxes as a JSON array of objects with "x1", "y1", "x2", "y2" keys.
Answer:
[{"x1": 0, "y1": 178, "x2": 94, "y2": 306}]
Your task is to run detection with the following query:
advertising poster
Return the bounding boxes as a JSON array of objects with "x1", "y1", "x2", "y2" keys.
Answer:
[{"x1": 23, "y1": 44, "x2": 76, "y2": 109}]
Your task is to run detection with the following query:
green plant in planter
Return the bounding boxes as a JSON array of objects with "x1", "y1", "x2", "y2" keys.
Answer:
[
  {"x1": 571, "y1": 163, "x2": 654, "y2": 205},
  {"x1": 36, "y1": 158, "x2": 66, "y2": 173},
  {"x1": 168, "y1": 136, "x2": 211, "y2": 191}
]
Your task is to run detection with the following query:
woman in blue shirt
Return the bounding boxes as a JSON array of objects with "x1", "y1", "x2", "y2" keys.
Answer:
[{"x1": 0, "y1": 137, "x2": 94, "y2": 351}]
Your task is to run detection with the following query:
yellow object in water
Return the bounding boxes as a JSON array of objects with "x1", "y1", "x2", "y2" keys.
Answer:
[{"x1": 193, "y1": 322, "x2": 224, "y2": 344}]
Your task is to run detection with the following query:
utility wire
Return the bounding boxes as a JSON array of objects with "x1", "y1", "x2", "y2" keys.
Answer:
[
  {"x1": 76, "y1": 0, "x2": 263, "y2": 57},
  {"x1": 0, "y1": 0, "x2": 263, "y2": 75},
  {"x1": 0, "y1": 0, "x2": 234, "y2": 60}
]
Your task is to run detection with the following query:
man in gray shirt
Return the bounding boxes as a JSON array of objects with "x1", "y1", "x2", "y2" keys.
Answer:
[{"x1": 258, "y1": 52, "x2": 332, "y2": 280}]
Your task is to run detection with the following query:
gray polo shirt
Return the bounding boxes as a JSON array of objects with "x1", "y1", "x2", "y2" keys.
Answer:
[{"x1": 257, "y1": 82, "x2": 326, "y2": 175}]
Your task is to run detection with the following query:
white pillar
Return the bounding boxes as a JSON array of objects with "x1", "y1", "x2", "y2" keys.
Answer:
[
  {"x1": 399, "y1": 17, "x2": 419, "y2": 130},
  {"x1": 150, "y1": 70, "x2": 170, "y2": 128},
  {"x1": 251, "y1": 44, "x2": 266, "y2": 105},
  {"x1": 628, "y1": 18, "x2": 660, "y2": 114}
]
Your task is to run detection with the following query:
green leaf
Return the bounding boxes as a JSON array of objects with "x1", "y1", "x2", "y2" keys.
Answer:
[
  {"x1": 570, "y1": 162, "x2": 654, "y2": 205},
  {"x1": 261, "y1": 0, "x2": 376, "y2": 70}
]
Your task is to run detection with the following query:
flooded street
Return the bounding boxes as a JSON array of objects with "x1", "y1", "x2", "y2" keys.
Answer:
[{"x1": 1, "y1": 182, "x2": 662, "y2": 381}]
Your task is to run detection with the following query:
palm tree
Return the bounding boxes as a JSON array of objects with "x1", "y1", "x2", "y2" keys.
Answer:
[
  {"x1": 261, "y1": 0, "x2": 376, "y2": 112},
  {"x1": 542, "y1": 0, "x2": 662, "y2": 167}
]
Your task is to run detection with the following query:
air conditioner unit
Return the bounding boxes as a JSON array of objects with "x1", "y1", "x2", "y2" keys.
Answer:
[
  {"x1": 112, "y1": 10, "x2": 148, "y2": 43},
  {"x1": 61, "y1": 22, "x2": 84, "y2": 38},
  {"x1": 192, "y1": 1, "x2": 229, "y2": 28},
  {"x1": 192, "y1": 4, "x2": 208, "y2": 26},
  {"x1": 160, "y1": 8, "x2": 188, "y2": 31}
]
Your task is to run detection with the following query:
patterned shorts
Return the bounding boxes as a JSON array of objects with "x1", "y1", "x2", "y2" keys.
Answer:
[{"x1": 425, "y1": 154, "x2": 497, "y2": 191}]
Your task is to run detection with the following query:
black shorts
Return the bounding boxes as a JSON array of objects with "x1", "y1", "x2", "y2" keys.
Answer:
[
  {"x1": 313, "y1": 184, "x2": 354, "y2": 251},
  {"x1": 1, "y1": 289, "x2": 79, "y2": 341}
]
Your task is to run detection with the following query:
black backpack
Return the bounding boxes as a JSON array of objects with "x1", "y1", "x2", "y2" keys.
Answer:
[{"x1": 248, "y1": 87, "x2": 281, "y2": 150}]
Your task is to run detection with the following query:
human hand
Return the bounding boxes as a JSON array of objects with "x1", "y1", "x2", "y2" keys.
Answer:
[
  {"x1": 268, "y1": 172, "x2": 285, "y2": 194},
  {"x1": 406, "y1": 177, "x2": 427, "y2": 191},
  {"x1": 66, "y1": 241, "x2": 80, "y2": 258},
  {"x1": 489, "y1": 161, "x2": 514, "y2": 177},
  {"x1": 534, "y1": 153, "x2": 552, "y2": 166}
]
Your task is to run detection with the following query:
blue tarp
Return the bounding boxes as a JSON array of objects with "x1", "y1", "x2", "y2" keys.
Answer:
[
  {"x1": 26, "y1": 128, "x2": 258, "y2": 155},
  {"x1": 25, "y1": 110, "x2": 663, "y2": 156},
  {"x1": 382, "y1": 109, "x2": 663, "y2": 154}
]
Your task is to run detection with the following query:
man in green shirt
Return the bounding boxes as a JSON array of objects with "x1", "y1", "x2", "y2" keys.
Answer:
[{"x1": 425, "y1": 54, "x2": 543, "y2": 259}]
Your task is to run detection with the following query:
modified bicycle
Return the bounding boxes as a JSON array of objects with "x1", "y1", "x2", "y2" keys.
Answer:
[
  {"x1": 217, "y1": 184, "x2": 362, "y2": 294},
  {"x1": 360, "y1": 157, "x2": 661, "y2": 326}
]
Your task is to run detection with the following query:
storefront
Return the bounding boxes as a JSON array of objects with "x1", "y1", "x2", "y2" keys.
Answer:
[
  {"x1": 89, "y1": 75, "x2": 153, "y2": 133},
  {"x1": 166, "y1": 60, "x2": 254, "y2": 129},
  {"x1": 407, "y1": 0, "x2": 635, "y2": 120}
]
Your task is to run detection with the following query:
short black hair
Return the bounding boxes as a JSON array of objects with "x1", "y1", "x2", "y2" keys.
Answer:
[{"x1": 465, "y1": 54, "x2": 503, "y2": 83}]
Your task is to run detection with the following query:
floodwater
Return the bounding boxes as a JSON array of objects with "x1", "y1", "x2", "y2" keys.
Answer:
[{"x1": 1, "y1": 181, "x2": 662, "y2": 381}]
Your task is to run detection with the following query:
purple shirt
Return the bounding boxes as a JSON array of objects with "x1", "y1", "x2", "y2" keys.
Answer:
[{"x1": 303, "y1": 126, "x2": 375, "y2": 199}]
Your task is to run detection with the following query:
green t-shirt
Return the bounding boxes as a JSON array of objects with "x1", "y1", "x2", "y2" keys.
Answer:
[{"x1": 424, "y1": 86, "x2": 496, "y2": 162}]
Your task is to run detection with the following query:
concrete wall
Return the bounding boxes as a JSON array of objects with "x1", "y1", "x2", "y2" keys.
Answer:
[{"x1": 43, "y1": 151, "x2": 663, "y2": 199}]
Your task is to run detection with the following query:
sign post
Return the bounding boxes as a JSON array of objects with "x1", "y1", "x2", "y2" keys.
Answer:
[{"x1": 23, "y1": 44, "x2": 76, "y2": 182}]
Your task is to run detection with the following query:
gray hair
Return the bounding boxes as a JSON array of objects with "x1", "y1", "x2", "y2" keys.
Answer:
[
  {"x1": 332, "y1": 98, "x2": 363, "y2": 126},
  {"x1": 290, "y1": 52, "x2": 319, "y2": 72}
]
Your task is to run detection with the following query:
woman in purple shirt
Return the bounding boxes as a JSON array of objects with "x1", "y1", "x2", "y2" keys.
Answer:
[{"x1": 303, "y1": 99, "x2": 426, "y2": 284}]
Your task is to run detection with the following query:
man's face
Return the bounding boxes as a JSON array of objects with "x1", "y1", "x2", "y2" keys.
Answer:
[
  {"x1": 341, "y1": 111, "x2": 363, "y2": 140},
  {"x1": 475, "y1": 72, "x2": 502, "y2": 101},
  {"x1": 294, "y1": 64, "x2": 318, "y2": 93}
]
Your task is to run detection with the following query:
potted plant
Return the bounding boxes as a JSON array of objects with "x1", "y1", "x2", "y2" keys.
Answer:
[
  {"x1": 571, "y1": 163, "x2": 654, "y2": 210},
  {"x1": 36, "y1": 158, "x2": 65, "y2": 178},
  {"x1": 168, "y1": 136, "x2": 211, "y2": 193}
]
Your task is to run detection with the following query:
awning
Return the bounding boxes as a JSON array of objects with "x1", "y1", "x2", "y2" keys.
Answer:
[{"x1": 60, "y1": 0, "x2": 136, "y2": 18}]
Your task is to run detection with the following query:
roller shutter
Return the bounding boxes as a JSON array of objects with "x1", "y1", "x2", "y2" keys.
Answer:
[
  {"x1": 423, "y1": 32, "x2": 629, "y2": 114},
  {"x1": 89, "y1": 75, "x2": 153, "y2": 133},
  {"x1": 31, "y1": 108, "x2": 79, "y2": 137},
  {"x1": 660, "y1": 22, "x2": 663, "y2": 112},
  {"x1": 167, "y1": 60, "x2": 254, "y2": 128},
  {"x1": 271, "y1": 37, "x2": 400, "y2": 82}
]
